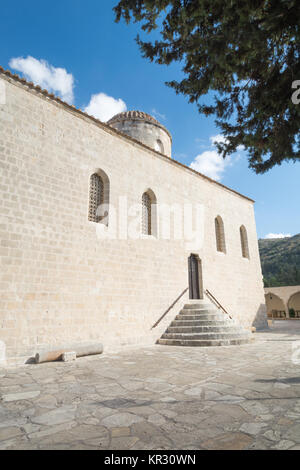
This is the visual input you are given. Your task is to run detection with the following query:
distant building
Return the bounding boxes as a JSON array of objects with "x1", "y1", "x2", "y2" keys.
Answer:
[{"x1": 265, "y1": 286, "x2": 300, "y2": 318}]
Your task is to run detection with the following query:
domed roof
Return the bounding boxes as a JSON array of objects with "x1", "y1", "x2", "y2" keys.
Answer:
[
  {"x1": 107, "y1": 110, "x2": 161, "y2": 126},
  {"x1": 107, "y1": 110, "x2": 171, "y2": 139}
]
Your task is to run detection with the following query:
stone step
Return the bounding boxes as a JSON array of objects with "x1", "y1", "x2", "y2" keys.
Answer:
[
  {"x1": 180, "y1": 308, "x2": 218, "y2": 315},
  {"x1": 170, "y1": 319, "x2": 233, "y2": 327},
  {"x1": 179, "y1": 308, "x2": 222, "y2": 315},
  {"x1": 167, "y1": 325, "x2": 246, "y2": 334},
  {"x1": 176, "y1": 313, "x2": 228, "y2": 321},
  {"x1": 158, "y1": 297, "x2": 251, "y2": 348},
  {"x1": 157, "y1": 338, "x2": 251, "y2": 347},
  {"x1": 183, "y1": 302, "x2": 213, "y2": 309},
  {"x1": 161, "y1": 332, "x2": 250, "y2": 341}
]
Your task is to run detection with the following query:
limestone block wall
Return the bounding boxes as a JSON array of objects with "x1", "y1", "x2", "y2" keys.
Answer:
[{"x1": 0, "y1": 73, "x2": 267, "y2": 366}]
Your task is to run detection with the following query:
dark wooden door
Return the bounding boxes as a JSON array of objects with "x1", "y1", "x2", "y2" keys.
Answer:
[{"x1": 188, "y1": 255, "x2": 200, "y2": 299}]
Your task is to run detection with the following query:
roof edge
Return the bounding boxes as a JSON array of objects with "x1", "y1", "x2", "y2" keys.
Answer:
[{"x1": 0, "y1": 66, "x2": 254, "y2": 204}]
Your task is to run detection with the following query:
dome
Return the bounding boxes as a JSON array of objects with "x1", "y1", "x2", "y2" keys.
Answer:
[{"x1": 107, "y1": 110, "x2": 172, "y2": 158}]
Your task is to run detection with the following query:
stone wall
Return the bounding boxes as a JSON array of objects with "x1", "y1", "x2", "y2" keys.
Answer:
[{"x1": 0, "y1": 73, "x2": 267, "y2": 365}]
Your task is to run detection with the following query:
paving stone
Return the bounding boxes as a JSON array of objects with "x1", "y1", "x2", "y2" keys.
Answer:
[
  {"x1": 202, "y1": 432, "x2": 253, "y2": 450},
  {"x1": 111, "y1": 427, "x2": 131, "y2": 437},
  {"x1": 67, "y1": 424, "x2": 109, "y2": 441},
  {"x1": 80, "y1": 417, "x2": 99, "y2": 425},
  {"x1": 0, "y1": 426, "x2": 24, "y2": 442},
  {"x1": 101, "y1": 412, "x2": 143, "y2": 427},
  {"x1": 184, "y1": 386, "x2": 204, "y2": 397},
  {"x1": 263, "y1": 429, "x2": 281, "y2": 442},
  {"x1": 109, "y1": 436, "x2": 139, "y2": 450},
  {"x1": 277, "y1": 417, "x2": 293, "y2": 426},
  {"x1": 1, "y1": 390, "x2": 40, "y2": 402},
  {"x1": 27, "y1": 421, "x2": 76, "y2": 440},
  {"x1": 285, "y1": 424, "x2": 300, "y2": 442},
  {"x1": 240, "y1": 422, "x2": 268, "y2": 435},
  {"x1": 259, "y1": 414, "x2": 274, "y2": 421},
  {"x1": 273, "y1": 440, "x2": 295, "y2": 450},
  {"x1": 148, "y1": 413, "x2": 166, "y2": 425},
  {"x1": 31, "y1": 406, "x2": 77, "y2": 426},
  {"x1": 240, "y1": 401, "x2": 270, "y2": 416},
  {"x1": 131, "y1": 421, "x2": 164, "y2": 442},
  {"x1": 0, "y1": 437, "x2": 30, "y2": 450},
  {"x1": 34, "y1": 394, "x2": 57, "y2": 409},
  {"x1": 21, "y1": 423, "x2": 41, "y2": 434}
]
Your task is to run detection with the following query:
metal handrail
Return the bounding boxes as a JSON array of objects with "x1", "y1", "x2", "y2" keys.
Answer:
[
  {"x1": 205, "y1": 289, "x2": 232, "y2": 319},
  {"x1": 151, "y1": 287, "x2": 189, "y2": 329}
]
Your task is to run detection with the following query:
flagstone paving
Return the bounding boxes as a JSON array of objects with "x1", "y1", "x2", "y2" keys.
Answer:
[{"x1": 1, "y1": 321, "x2": 300, "y2": 450}]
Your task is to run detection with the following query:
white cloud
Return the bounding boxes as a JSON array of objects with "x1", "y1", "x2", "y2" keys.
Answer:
[
  {"x1": 190, "y1": 134, "x2": 231, "y2": 181},
  {"x1": 209, "y1": 134, "x2": 228, "y2": 146},
  {"x1": 190, "y1": 150, "x2": 231, "y2": 181},
  {"x1": 84, "y1": 93, "x2": 127, "y2": 122},
  {"x1": 264, "y1": 233, "x2": 292, "y2": 239},
  {"x1": 9, "y1": 55, "x2": 127, "y2": 122},
  {"x1": 190, "y1": 133, "x2": 243, "y2": 181},
  {"x1": 9, "y1": 56, "x2": 74, "y2": 103}
]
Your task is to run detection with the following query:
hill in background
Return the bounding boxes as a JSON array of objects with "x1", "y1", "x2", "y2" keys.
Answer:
[{"x1": 258, "y1": 234, "x2": 300, "y2": 287}]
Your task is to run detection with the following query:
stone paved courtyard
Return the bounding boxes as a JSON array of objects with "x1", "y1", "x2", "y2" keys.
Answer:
[{"x1": 1, "y1": 321, "x2": 300, "y2": 450}]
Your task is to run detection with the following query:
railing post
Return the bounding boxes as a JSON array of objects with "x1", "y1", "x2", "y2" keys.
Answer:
[
  {"x1": 205, "y1": 289, "x2": 232, "y2": 319},
  {"x1": 151, "y1": 287, "x2": 189, "y2": 330}
]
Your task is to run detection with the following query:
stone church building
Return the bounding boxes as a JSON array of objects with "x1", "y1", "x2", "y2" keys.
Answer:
[{"x1": 0, "y1": 67, "x2": 267, "y2": 366}]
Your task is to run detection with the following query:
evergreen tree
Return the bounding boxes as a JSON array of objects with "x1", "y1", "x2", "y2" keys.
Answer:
[{"x1": 114, "y1": 0, "x2": 300, "y2": 173}]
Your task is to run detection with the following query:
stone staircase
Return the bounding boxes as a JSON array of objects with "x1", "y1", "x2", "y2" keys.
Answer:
[{"x1": 157, "y1": 299, "x2": 251, "y2": 347}]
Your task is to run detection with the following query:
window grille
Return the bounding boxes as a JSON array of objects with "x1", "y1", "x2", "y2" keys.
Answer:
[
  {"x1": 88, "y1": 173, "x2": 104, "y2": 223},
  {"x1": 142, "y1": 192, "x2": 152, "y2": 235}
]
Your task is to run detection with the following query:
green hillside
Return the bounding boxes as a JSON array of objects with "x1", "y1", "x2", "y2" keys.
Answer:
[{"x1": 258, "y1": 234, "x2": 300, "y2": 287}]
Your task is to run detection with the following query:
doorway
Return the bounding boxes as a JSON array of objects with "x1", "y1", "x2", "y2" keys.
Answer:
[{"x1": 188, "y1": 254, "x2": 203, "y2": 300}]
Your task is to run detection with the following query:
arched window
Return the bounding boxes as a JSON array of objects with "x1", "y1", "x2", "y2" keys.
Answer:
[
  {"x1": 240, "y1": 225, "x2": 250, "y2": 259},
  {"x1": 141, "y1": 190, "x2": 157, "y2": 236},
  {"x1": 88, "y1": 170, "x2": 110, "y2": 224},
  {"x1": 154, "y1": 139, "x2": 164, "y2": 154},
  {"x1": 215, "y1": 216, "x2": 226, "y2": 253}
]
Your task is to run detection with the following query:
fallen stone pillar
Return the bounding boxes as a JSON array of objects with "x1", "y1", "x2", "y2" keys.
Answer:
[
  {"x1": 35, "y1": 342, "x2": 103, "y2": 364},
  {"x1": 62, "y1": 351, "x2": 76, "y2": 362}
]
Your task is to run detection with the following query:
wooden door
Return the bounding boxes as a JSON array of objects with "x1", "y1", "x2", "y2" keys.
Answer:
[{"x1": 188, "y1": 254, "x2": 200, "y2": 299}]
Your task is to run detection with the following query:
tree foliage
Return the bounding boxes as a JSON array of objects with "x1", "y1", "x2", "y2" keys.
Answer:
[
  {"x1": 114, "y1": 0, "x2": 300, "y2": 173},
  {"x1": 259, "y1": 234, "x2": 300, "y2": 287}
]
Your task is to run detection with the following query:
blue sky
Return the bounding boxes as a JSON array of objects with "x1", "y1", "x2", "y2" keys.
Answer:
[{"x1": 0, "y1": 0, "x2": 299, "y2": 239}]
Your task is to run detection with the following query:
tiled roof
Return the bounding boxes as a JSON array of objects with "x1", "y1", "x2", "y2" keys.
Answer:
[
  {"x1": 0, "y1": 65, "x2": 254, "y2": 203},
  {"x1": 108, "y1": 110, "x2": 160, "y2": 125}
]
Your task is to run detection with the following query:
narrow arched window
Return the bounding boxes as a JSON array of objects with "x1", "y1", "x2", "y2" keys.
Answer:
[
  {"x1": 155, "y1": 139, "x2": 164, "y2": 154},
  {"x1": 142, "y1": 192, "x2": 152, "y2": 235},
  {"x1": 240, "y1": 225, "x2": 250, "y2": 259},
  {"x1": 215, "y1": 216, "x2": 226, "y2": 253},
  {"x1": 88, "y1": 173, "x2": 104, "y2": 223},
  {"x1": 141, "y1": 189, "x2": 157, "y2": 236}
]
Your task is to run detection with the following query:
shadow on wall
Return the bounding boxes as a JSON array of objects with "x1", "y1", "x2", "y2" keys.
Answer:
[{"x1": 252, "y1": 303, "x2": 269, "y2": 330}]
